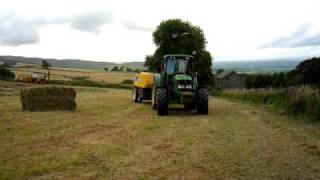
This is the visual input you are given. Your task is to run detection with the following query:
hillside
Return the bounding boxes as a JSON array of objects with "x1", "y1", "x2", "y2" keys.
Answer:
[
  {"x1": 0, "y1": 55, "x2": 309, "y2": 73},
  {"x1": 0, "y1": 55, "x2": 144, "y2": 70}
]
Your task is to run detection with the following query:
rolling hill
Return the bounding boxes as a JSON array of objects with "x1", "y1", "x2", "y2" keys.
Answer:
[
  {"x1": 213, "y1": 58, "x2": 305, "y2": 73},
  {"x1": 0, "y1": 55, "x2": 309, "y2": 73},
  {"x1": 0, "y1": 55, "x2": 144, "y2": 70}
]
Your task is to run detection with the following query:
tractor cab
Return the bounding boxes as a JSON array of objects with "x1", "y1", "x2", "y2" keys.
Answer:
[
  {"x1": 161, "y1": 55, "x2": 196, "y2": 98},
  {"x1": 162, "y1": 55, "x2": 193, "y2": 75}
]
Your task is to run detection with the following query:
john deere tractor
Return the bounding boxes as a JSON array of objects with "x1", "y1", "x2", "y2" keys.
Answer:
[{"x1": 152, "y1": 54, "x2": 208, "y2": 115}]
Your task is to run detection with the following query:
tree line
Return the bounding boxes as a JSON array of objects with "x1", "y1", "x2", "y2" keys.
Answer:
[
  {"x1": 244, "y1": 57, "x2": 320, "y2": 88},
  {"x1": 104, "y1": 66, "x2": 141, "y2": 72}
]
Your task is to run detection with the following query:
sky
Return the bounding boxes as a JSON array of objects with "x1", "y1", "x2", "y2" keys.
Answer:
[{"x1": 0, "y1": 0, "x2": 319, "y2": 62}]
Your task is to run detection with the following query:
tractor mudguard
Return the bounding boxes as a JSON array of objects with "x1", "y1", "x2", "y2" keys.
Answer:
[{"x1": 153, "y1": 73, "x2": 163, "y2": 88}]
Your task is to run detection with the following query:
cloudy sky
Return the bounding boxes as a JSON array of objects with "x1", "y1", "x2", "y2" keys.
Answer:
[{"x1": 0, "y1": 0, "x2": 319, "y2": 62}]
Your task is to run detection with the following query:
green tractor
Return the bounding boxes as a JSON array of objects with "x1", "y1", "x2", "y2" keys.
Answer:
[{"x1": 152, "y1": 54, "x2": 209, "y2": 115}]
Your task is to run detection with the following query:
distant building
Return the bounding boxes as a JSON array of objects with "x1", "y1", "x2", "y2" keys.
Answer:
[
  {"x1": 215, "y1": 70, "x2": 246, "y2": 90},
  {"x1": 1, "y1": 60, "x2": 17, "y2": 68}
]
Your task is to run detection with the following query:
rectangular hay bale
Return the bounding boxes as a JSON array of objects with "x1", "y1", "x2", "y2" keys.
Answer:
[{"x1": 20, "y1": 86, "x2": 76, "y2": 111}]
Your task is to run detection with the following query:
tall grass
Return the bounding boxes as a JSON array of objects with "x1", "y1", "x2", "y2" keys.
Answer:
[{"x1": 219, "y1": 86, "x2": 320, "y2": 121}]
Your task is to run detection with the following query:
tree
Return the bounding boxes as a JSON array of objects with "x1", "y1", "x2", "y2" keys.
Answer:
[
  {"x1": 216, "y1": 69, "x2": 224, "y2": 75},
  {"x1": 144, "y1": 19, "x2": 213, "y2": 85},
  {"x1": 111, "y1": 66, "x2": 119, "y2": 71},
  {"x1": 0, "y1": 67, "x2": 15, "y2": 80},
  {"x1": 134, "y1": 69, "x2": 141, "y2": 73},
  {"x1": 120, "y1": 66, "x2": 125, "y2": 71},
  {"x1": 126, "y1": 67, "x2": 133, "y2": 72},
  {"x1": 290, "y1": 57, "x2": 320, "y2": 85},
  {"x1": 245, "y1": 74, "x2": 274, "y2": 89},
  {"x1": 104, "y1": 67, "x2": 109, "y2": 71},
  {"x1": 41, "y1": 60, "x2": 51, "y2": 70},
  {"x1": 144, "y1": 55, "x2": 157, "y2": 72},
  {"x1": 194, "y1": 50, "x2": 213, "y2": 85},
  {"x1": 3, "y1": 62, "x2": 9, "y2": 68},
  {"x1": 272, "y1": 72, "x2": 288, "y2": 88}
]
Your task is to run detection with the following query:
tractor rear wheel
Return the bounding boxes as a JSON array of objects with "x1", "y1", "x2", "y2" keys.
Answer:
[
  {"x1": 132, "y1": 87, "x2": 138, "y2": 102},
  {"x1": 156, "y1": 88, "x2": 168, "y2": 115},
  {"x1": 197, "y1": 88, "x2": 208, "y2": 114}
]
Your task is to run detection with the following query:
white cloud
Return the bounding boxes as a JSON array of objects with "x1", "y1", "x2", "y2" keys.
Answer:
[
  {"x1": 123, "y1": 21, "x2": 153, "y2": 32},
  {"x1": 260, "y1": 23, "x2": 320, "y2": 48},
  {"x1": 0, "y1": 11, "x2": 45, "y2": 46},
  {"x1": 70, "y1": 11, "x2": 113, "y2": 34}
]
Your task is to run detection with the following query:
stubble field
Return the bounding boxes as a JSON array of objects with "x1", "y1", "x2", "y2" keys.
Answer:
[{"x1": 1, "y1": 81, "x2": 320, "y2": 179}]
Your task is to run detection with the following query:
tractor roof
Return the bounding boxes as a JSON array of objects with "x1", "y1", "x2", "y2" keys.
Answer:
[{"x1": 163, "y1": 54, "x2": 194, "y2": 59}]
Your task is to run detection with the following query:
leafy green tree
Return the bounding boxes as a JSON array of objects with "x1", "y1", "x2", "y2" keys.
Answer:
[
  {"x1": 120, "y1": 66, "x2": 125, "y2": 71},
  {"x1": 144, "y1": 19, "x2": 213, "y2": 85},
  {"x1": 0, "y1": 67, "x2": 15, "y2": 80},
  {"x1": 272, "y1": 72, "x2": 288, "y2": 88},
  {"x1": 144, "y1": 55, "x2": 157, "y2": 72},
  {"x1": 216, "y1": 69, "x2": 224, "y2": 75},
  {"x1": 111, "y1": 66, "x2": 119, "y2": 71},
  {"x1": 194, "y1": 50, "x2": 213, "y2": 85},
  {"x1": 290, "y1": 57, "x2": 320, "y2": 85},
  {"x1": 3, "y1": 62, "x2": 9, "y2": 68},
  {"x1": 41, "y1": 60, "x2": 51, "y2": 70},
  {"x1": 152, "y1": 19, "x2": 206, "y2": 59},
  {"x1": 245, "y1": 74, "x2": 274, "y2": 89},
  {"x1": 134, "y1": 69, "x2": 141, "y2": 73},
  {"x1": 126, "y1": 67, "x2": 133, "y2": 72},
  {"x1": 245, "y1": 72, "x2": 290, "y2": 89},
  {"x1": 104, "y1": 67, "x2": 109, "y2": 71}
]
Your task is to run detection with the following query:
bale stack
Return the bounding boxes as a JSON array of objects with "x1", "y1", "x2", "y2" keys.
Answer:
[{"x1": 20, "y1": 86, "x2": 76, "y2": 111}]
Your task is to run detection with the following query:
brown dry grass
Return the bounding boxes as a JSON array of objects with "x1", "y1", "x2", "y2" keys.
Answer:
[
  {"x1": 11, "y1": 67, "x2": 135, "y2": 84},
  {"x1": 1, "y1": 82, "x2": 320, "y2": 179}
]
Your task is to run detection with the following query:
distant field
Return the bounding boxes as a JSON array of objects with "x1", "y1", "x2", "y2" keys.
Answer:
[
  {"x1": 213, "y1": 59, "x2": 303, "y2": 74},
  {"x1": 1, "y1": 81, "x2": 320, "y2": 179},
  {"x1": 11, "y1": 66, "x2": 136, "y2": 84}
]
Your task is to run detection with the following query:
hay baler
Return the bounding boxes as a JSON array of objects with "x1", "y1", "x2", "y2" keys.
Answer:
[
  {"x1": 18, "y1": 71, "x2": 50, "y2": 84},
  {"x1": 132, "y1": 72, "x2": 154, "y2": 102}
]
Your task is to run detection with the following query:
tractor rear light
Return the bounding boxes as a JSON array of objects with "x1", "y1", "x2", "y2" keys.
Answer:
[
  {"x1": 178, "y1": 84, "x2": 185, "y2": 89},
  {"x1": 185, "y1": 84, "x2": 192, "y2": 89}
]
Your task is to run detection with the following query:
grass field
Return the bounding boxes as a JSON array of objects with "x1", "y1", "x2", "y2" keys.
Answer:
[
  {"x1": 11, "y1": 66, "x2": 135, "y2": 84},
  {"x1": 1, "y1": 81, "x2": 320, "y2": 179}
]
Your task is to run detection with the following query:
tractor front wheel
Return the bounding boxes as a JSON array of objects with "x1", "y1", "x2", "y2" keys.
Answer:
[
  {"x1": 197, "y1": 88, "x2": 208, "y2": 114},
  {"x1": 152, "y1": 86, "x2": 157, "y2": 110},
  {"x1": 137, "y1": 88, "x2": 143, "y2": 103},
  {"x1": 156, "y1": 88, "x2": 168, "y2": 115}
]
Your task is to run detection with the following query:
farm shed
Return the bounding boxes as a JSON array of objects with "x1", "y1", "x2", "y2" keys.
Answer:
[{"x1": 215, "y1": 70, "x2": 246, "y2": 90}]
